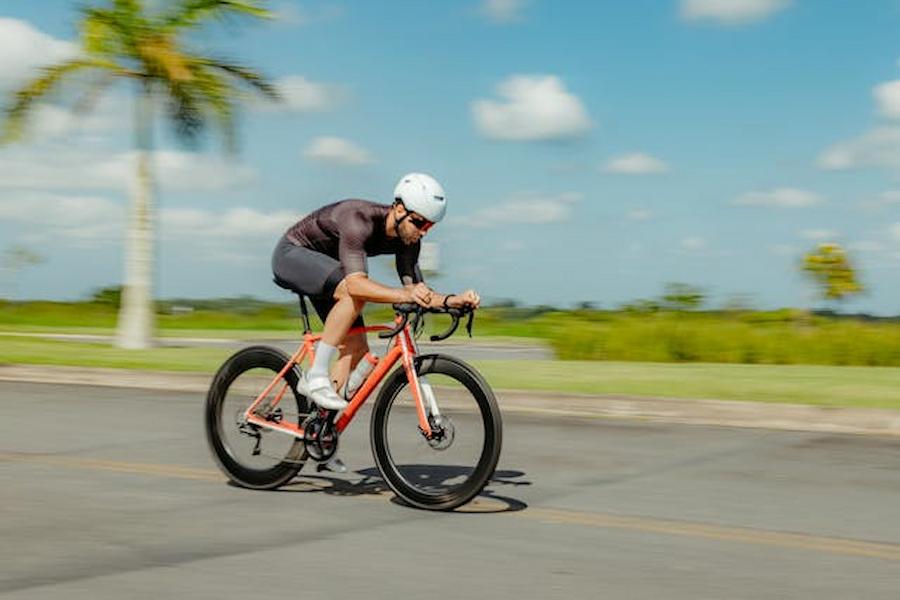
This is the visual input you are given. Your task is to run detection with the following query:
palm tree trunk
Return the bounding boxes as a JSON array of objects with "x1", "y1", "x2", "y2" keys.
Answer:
[{"x1": 116, "y1": 83, "x2": 156, "y2": 349}]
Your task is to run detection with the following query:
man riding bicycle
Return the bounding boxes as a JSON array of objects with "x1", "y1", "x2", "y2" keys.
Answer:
[{"x1": 272, "y1": 173, "x2": 480, "y2": 412}]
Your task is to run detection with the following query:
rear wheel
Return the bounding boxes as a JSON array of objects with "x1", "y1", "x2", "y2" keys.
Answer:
[
  {"x1": 370, "y1": 354, "x2": 502, "y2": 510},
  {"x1": 205, "y1": 346, "x2": 311, "y2": 489}
]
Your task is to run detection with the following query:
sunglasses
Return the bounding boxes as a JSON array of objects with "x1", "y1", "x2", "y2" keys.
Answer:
[{"x1": 408, "y1": 214, "x2": 434, "y2": 232}]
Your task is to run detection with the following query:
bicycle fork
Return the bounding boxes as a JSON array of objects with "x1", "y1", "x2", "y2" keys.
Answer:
[{"x1": 399, "y1": 332, "x2": 441, "y2": 439}]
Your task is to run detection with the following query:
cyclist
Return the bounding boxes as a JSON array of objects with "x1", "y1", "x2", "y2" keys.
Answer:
[{"x1": 272, "y1": 172, "x2": 480, "y2": 412}]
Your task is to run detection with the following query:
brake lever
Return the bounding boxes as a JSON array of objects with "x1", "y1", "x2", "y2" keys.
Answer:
[
  {"x1": 378, "y1": 311, "x2": 409, "y2": 339},
  {"x1": 430, "y1": 311, "x2": 460, "y2": 342},
  {"x1": 465, "y1": 311, "x2": 474, "y2": 338}
]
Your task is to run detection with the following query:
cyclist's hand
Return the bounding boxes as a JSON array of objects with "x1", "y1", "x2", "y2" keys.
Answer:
[
  {"x1": 407, "y1": 283, "x2": 434, "y2": 308},
  {"x1": 449, "y1": 289, "x2": 480, "y2": 310}
]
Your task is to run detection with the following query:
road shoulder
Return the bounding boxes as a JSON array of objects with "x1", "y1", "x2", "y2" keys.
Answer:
[{"x1": 1, "y1": 364, "x2": 898, "y2": 436}]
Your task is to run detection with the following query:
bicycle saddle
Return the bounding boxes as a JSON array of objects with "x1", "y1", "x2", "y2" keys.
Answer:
[{"x1": 273, "y1": 275, "x2": 304, "y2": 296}]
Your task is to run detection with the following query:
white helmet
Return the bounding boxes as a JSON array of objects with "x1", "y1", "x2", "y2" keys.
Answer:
[{"x1": 393, "y1": 173, "x2": 447, "y2": 223}]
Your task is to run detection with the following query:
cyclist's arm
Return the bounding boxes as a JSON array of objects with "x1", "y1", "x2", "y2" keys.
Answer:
[
  {"x1": 345, "y1": 272, "x2": 417, "y2": 304},
  {"x1": 403, "y1": 285, "x2": 481, "y2": 310}
]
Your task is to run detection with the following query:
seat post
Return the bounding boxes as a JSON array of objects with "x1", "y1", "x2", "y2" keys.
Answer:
[{"x1": 298, "y1": 295, "x2": 312, "y2": 334}]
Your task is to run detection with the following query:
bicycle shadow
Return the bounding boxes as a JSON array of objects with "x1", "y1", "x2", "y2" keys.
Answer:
[{"x1": 274, "y1": 465, "x2": 531, "y2": 513}]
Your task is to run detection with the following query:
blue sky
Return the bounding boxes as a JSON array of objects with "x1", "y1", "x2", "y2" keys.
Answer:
[{"x1": 2, "y1": 0, "x2": 900, "y2": 312}]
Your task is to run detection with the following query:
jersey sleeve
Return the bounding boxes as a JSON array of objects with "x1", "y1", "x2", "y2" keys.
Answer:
[
  {"x1": 337, "y1": 210, "x2": 372, "y2": 276},
  {"x1": 396, "y1": 242, "x2": 421, "y2": 285}
]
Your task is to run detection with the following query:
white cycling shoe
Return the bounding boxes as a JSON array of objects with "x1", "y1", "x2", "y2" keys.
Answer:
[{"x1": 299, "y1": 373, "x2": 348, "y2": 411}]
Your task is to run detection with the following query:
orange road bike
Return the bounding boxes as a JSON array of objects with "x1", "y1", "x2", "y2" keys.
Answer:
[{"x1": 204, "y1": 296, "x2": 503, "y2": 510}]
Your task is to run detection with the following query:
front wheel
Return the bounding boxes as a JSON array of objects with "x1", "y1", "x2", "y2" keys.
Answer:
[{"x1": 370, "y1": 354, "x2": 502, "y2": 510}]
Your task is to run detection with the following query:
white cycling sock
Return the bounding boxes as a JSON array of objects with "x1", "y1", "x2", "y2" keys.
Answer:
[{"x1": 308, "y1": 341, "x2": 338, "y2": 385}]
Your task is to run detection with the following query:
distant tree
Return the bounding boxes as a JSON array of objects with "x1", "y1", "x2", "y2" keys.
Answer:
[
  {"x1": 487, "y1": 298, "x2": 519, "y2": 309},
  {"x1": 2, "y1": 0, "x2": 278, "y2": 348},
  {"x1": 802, "y1": 243, "x2": 863, "y2": 304},
  {"x1": 89, "y1": 285, "x2": 123, "y2": 307},
  {"x1": 661, "y1": 282, "x2": 705, "y2": 311},
  {"x1": 0, "y1": 245, "x2": 45, "y2": 299},
  {"x1": 721, "y1": 293, "x2": 755, "y2": 313},
  {"x1": 618, "y1": 298, "x2": 661, "y2": 313}
]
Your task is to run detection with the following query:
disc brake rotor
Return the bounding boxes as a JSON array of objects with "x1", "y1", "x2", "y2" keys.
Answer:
[{"x1": 426, "y1": 415, "x2": 455, "y2": 450}]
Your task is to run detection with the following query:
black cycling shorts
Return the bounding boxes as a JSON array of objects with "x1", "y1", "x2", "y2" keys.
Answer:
[{"x1": 271, "y1": 235, "x2": 364, "y2": 328}]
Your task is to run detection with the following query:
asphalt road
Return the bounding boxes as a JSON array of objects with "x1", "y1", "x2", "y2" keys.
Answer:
[{"x1": 2, "y1": 381, "x2": 899, "y2": 599}]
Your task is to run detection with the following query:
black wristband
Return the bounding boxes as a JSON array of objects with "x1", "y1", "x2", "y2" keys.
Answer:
[{"x1": 442, "y1": 294, "x2": 455, "y2": 309}]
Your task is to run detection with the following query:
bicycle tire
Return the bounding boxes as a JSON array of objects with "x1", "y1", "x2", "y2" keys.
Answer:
[
  {"x1": 370, "y1": 354, "x2": 502, "y2": 510},
  {"x1": 205, "y1": 345, "x2": 310, "y2": 489}
]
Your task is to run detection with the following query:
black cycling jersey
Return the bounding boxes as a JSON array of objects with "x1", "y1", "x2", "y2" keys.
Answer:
[
  {"x1": 285, "y1": 199, "x2": 421, "y2": 285},
  {"x1": 272, "y1": 199, "x2": 423, "y2": 325}
]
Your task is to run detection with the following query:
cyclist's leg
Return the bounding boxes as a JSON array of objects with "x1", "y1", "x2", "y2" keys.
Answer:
[
  {"x1": 327, "y1": 279, "x2": 369, "y2": 392},
  {"x1": 272, "y1": 239, "x2": 357, "y2": 409},
  {"x1": 295, "y1": 276, "x2": 365, "y2": 409}
]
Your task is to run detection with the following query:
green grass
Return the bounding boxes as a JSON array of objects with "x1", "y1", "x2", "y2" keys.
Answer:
[
  {"x1": 475, "y1": 361, "x2": 900, "y2": 410},
  {"x1": 2, "y1": 335, "x2": 898, "y2": 410},
  {"x1": 4, "y1": 300, "x2": 900, "y2": 366},
  {"x1": 0, "y1": 335, "x2": 233, "y2": 372}
]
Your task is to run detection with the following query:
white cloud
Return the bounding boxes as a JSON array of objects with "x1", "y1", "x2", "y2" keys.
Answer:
[
  {"x1": 874, "y1": 81, "x2": 900, "y2": 120},
  {"x1": 877, "y1": 190, "x2": 900, "y2": 205},
  {"x1": 0, "y1": 192, "x2": 299, "y2": 251},
  {"x1": 0, "y1": 192, "x2": 123, "y2": 244},
  {"x1": 850, "y1": 240, "x2": 885, "y2": 253},
  {"x1": 626, "y1": 208, "x2": 655, "y2": 220},
  {"x1": 679, "y1": 0, "x2": 791, "y2": 25},
  {"x1": 732, "y1": 188, "x2": 824, "y2": 208},
  {"x1": 604, "y1": 153, "x2": 669, "y2": 174},
  {"x1": 0, "y1": 148, "x2": 257, "y2": 192},
  {"x1": 817, "y1": 127, "x2": 900, "y2": 171},
  {"x1": 472, "y1": 75, "x2": 592, "y2": 141},
  {"x1": 259, "y1": 75, "x2": 345, "y2": 113},
  {"x1": 303, "y1": 136, "x2": 373, "y2": 165},
  {"x1": 892, "y1": 223, "x2": 900, "y2": 241},
  {"x1": 467, "y1": 192, "x2": 582, "y2": 227},
  {"x1": 151, "y1": 152, "x2": 258, "y2": 191},
  {"x1": 680, "y1": 236, "x2": 707, "y2": 251},
  {"x1": 478, "y1": 0, "x2": 531, "y2": 23},
  {"x1": 161, "y1": 207, "x2": 301, "y2": 242},
  {"x1": 0, "y1": 18, "x2": 77, "y2": 88},
  {"x1": 272, "y1": 2, "x2": 345, "y2": 27},
  {"x1": 800, "y1": 229, "x2": 837, "y2": 240}
]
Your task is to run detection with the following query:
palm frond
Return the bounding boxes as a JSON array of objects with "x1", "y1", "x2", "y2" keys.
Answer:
[
  {"x1": 80, "y1": 7, "x2": 135, "y2": 58},
  {"x1": 166, "y1": 79, "x2": 206, "y2": 144},
  {"x1": 138, "y1": 34, "x2": 193, "y2": 81},
  {"x1": 192, "y1": 64, "x2": 237, "y2": 151},
  {"x1": 166, "y1": 60, "x2": 238, "y2": 150},
  {"x1": 113, "y1": 0, "x2": 142, "y2": 18},
  {"x1": 159, "y1": 0, "x2": 271, "y2": 31},
  {"x1": 1, "y1": 58, "x2": 121, "y2": 143},
  {"x1": 199, "y1": 57, "x2": 279, "y2": 100}
]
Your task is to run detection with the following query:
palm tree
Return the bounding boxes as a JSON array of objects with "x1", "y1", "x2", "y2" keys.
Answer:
[{"x1": 2, "y1": 0, "x2": 279, "y2": 348}]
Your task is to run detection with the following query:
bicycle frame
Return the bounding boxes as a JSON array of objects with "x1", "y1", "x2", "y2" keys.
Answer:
[{"x1": 241, "y1": 319, "x2": 435, "y2": 440}]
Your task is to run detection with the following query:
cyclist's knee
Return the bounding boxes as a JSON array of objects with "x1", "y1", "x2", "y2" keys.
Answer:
[{"x1": 333, "y1": 279, "x2": 366, "y2": 312}]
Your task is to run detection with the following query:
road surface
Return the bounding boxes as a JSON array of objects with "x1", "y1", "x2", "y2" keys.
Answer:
[{"x1": 1, "y1": 381, "x2": 899, "y2": 598}]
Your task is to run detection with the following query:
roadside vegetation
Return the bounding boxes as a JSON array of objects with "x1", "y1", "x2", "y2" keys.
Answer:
[{"x1": 2, "y1": 290, "x2": 900, "y2": 367}]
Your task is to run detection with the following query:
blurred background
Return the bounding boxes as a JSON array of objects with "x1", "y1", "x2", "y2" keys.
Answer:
[{"x1": 0, "y1": 0, "x2": 898, "y2": 377}]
